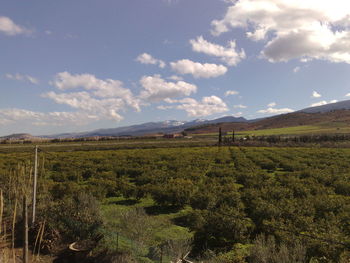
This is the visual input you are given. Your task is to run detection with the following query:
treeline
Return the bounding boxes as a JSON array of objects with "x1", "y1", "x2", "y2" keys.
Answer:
[
  {"x1": 1, "y1": 146, "x2": 350, "y2": 262},
  {"x1": 0, "y1": 135, "x2": 161, "y2": 145},
  {"x1": 239, "y1": 134, "x2": 350, "y2": 143}
]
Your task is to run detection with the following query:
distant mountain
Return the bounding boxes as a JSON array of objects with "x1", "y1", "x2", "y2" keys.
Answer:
[
  {"x1": 0, "y1": 133, "x2": 42, "y2": 141},
  {"x1": 186, "y1": 99, "x2": 350, "y2": 134},
  {"x1": 5, "y1": 100, "x2": 350, "y2": 139},
  {"x1": 45, "y1": 116, "x2": 247, "y2": 138},
  {"x1": 186, "y1": 109, "x2": 350, "y2": 134},
  {"x1": 299, "y1": 99, "x2": 350, "y2": 113}
]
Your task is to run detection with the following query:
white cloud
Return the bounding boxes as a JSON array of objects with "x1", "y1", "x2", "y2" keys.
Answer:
[
  {"x1": 234, "y1": 104, "x2": 247, "y2": 109},
  {"x1": 166, "y1": 96, "x2": 229, "y2": 117},
  {"x1": 43, "y1": 91, "x2": 127, "y2": 121},
  {"x1": 310, "y1": 100, "x2": 338, "y2": 107},
  {"x1": 190, "y1": 36, "x2": 246, "y2": 66},
  {"x1": 40, "y1": 72, "x2": 143, "y2": 123},
  {"x1": 136, "y1": 53, "x2": 166, "y2": 68},
  {"x1": 346, "y1": 93, "x2": 350, "y2": 97},
  {"x1": 293, "y1": 67, "x2": 300, "y2": 73},
  {"x1": 0, "y1": 108, "x2": 96, "y2": 126},
  {"x1": 0, "y1": 16, "x2": 30, "y2": 36},
  {"x1": 168, "y1": 75, "x2": 183, "y2": 81},
  {"x1": 139, "y1": 74, "x2": 197, "y2": 102},
  {"x1": 258, "y1": 102, "x2": 293, "y2": 114},
  {"x1": 211, "y1": 0, "x2": 350, "y2": 64},
  {"x1": 225, "y1": 90, "x2": 239, "y2": 96},
  {"x1": 310, "y1": 100, "x2": 328, "y2": 107},
  {"x1": 312, "y1": 91, "x2": 322, "y2": 98},
  {"x1": 51, "y1": 72, "x2": 140, "y2": 110},
  {"x1": 157, "y1": 105, "x2": 174, "y2": 110},
  {"x1": 233, "y1": 112, "x2": 243, "y2": 117},
  {"x1": 170, "y1": 59, "x2": 227, "y2": 78},
  {"x1": 5, "y1": 73, "x2": 39, "y2": 84}
]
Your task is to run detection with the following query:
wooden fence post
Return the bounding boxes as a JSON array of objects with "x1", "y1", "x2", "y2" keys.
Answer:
[{"x1": 23, "y1": 196, "x2": 28, "y2": 263}]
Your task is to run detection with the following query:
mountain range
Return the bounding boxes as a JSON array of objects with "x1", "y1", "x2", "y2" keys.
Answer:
[
  {"x1": 2, "y1": 99, "x2": 350, "y2": 140},
  {"x1": 43, "y1": 116, "x2": 247, "y2": 138}
]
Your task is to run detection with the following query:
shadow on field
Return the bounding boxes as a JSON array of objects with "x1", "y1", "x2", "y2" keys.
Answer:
[
  {"x1": 145, "y1": 205, "x2": 180, "y2": 215},
  {"x1": 109, "y1": 199, "x2": 139, "y2": 206}
]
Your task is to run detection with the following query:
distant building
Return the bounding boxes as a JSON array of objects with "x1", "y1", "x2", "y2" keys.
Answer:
[
  {"x1": 163, "y1": 133, "x2": 184, "y2": 139},
  {"x1": 163, "y1": 134, "x2": 175, "y2": 138}
]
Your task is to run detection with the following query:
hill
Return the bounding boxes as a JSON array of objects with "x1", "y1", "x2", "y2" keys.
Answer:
[
  {"x1": 45, "y1": 116, "x2": 247, "y2": 138},
  {"x1": 186, "y1": 109, "x2": 350, "y2": 135},
  {"x1": 299, "y1": 99, "x2": 350, "y2": 113},
  {"x1": 0, "y1": 133, "x2": 43, "y2": 141}
]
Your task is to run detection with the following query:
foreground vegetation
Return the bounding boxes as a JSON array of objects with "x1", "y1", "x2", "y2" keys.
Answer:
[{"x1": 0, "y1": 145, "x2": 350, "y2": 262}]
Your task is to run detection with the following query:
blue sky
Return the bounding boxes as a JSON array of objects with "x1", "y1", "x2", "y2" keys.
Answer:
[{"x1": 1, "y1": 0, "x2": 350, "y2": 136}]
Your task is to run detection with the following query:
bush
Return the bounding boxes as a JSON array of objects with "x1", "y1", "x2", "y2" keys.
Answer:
[{"x1": 46, "y1": 192, "x2": 102, "y2": 241}]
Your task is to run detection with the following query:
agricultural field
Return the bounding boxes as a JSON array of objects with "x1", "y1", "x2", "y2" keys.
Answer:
[
  {"x1": 0, "y1": 145, "x2": 350, "y2": 262},
  {"x1": 191, "y1": 122, "x2": 350, "y2": 139}
]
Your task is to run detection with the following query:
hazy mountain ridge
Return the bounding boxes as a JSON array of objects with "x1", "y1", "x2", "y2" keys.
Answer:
[
  {"x1": 0, "y1": 133, "x2": 42, "y2": 141},
  {"x1": 4, "y1": 99, "x2": 350, "y2": 140},
  {"x1": 298, "y1": 99, "x2": 350, "y2": 113},
  {"x1": 39, "y1": 116, "x2": 247, "y2": 138},
  {"x1": 184, "y1": 99, "x2": 350, "y2": 134}
]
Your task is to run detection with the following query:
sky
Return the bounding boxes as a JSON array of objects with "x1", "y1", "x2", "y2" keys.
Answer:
[{"x1": 1, "y1": 0, "x2": 350, "y2": 136}]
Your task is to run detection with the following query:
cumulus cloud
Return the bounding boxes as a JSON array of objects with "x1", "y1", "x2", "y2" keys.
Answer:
[
  {"x1": 5, "y1": 73, "x2": 39, "y2": 84},
  {"x1": 51, "y1": 72, "x2": 140, "y2": 110},
  {"x1": 139, "y1": 74, "x2": 197, "y2": 102},
  {"x1": 258, "y1": 102, "x2": 293, "y2": 114},
  {"x1": 190, "y1": 36, "x2": 245, "y2": 66},
  {"x1": 258, "y1": 107, "x2": 294, "y2": 114},
  {"x1": 1, "y1": 72, "x2": 197, "y2": 128},
  {"x1": 168, "y1": 75, "x2": 183, "y2": 81},
  {"x1": 0, "y1": 108, "x2": 97, "y2": 126},
  {"x1": 346, "y1": 93, "x2": 350, "y2": 97},
  {"x1": 166, "y1": 96, "x2": 229, "y2": 117},
  {"x1": 225, "y1": 90, "x2": 239, "y2": 96},
  {"x1": 136, "y1": 53, "x2": 166, "y2": 68},
  {"x1": 0, "y1": 16, "x2": 31, "y2": 36},
  {"x1": 170, "y1": 59, "x2": 227, "y2": 78},
  {"x1": 42, "y1": 91, "x2": 127, "y2": 121},
  {"x1": 310, "y1": 100, "x2": 338, "y2": 107},
  {"x1": 312, "y1": 91, "x2": 322, "y2": 98},
  {"x1": 310, "y1": 100, "x2": 328, "y2": 107},
  {"x1": 211, "y1": 0, "x2": 350, "y2": 64},
  {"x1": 39, "y1": 72, "x2": 142, "y2": 123}
]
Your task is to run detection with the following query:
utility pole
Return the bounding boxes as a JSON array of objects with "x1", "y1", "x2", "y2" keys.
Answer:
[
  {"x1": 218, "y1": 127, "x2": 222, "y2": 146},
  {"x1": 232, "y1": 129, "x2": 235, "y2": 142},
  {"x1": 32, "y1": 145, "x2": 38, "y2": 225}
]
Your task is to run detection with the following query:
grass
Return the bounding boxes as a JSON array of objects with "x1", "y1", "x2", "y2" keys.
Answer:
[
  {"x1": 193, "y1": 122, "x2": 350, "y2": 138},
  {"x1": 101, "y1": 196, "x2": 193, "y2": 247},
  {"x1": 0, "y1": 137, "x2": 216, "y2": 153},
  {"x1": 100, "y1": 196, "x2": 193, "y2": 262},
  {"x1": 2, "y1": 121, "x2": 349, "y2": 154}
]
